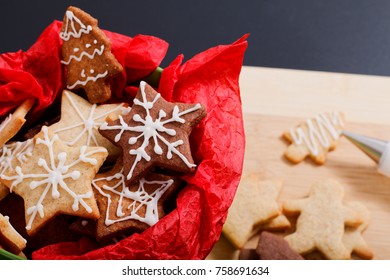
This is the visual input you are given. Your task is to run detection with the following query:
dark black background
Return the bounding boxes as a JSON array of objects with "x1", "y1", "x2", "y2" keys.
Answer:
[{"x1": 1, "y1": 0, "x2": 390, "y2": 76}]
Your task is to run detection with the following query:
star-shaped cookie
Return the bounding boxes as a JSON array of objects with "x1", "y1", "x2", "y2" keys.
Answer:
[
  {"x1": 92, "y1": 159, "x2": 180, "y2": 242},
  {"x1": 50, "y1": 90, "x2": 129, "y2": 161},
  {"x1": 99, "y1": 81, "x2": 206, "y2": 183},
  {"x1": 0, "y1": 126, "x2": 108, "y2": 236},
  {"x1": 223, "y1": 174, "x2": 283, "y2": 249}
]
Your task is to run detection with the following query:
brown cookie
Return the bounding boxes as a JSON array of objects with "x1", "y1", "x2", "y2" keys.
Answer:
[
  {"x1": 0, "y1": 126, "x2": 107, "y2": 236},
  {"x1": 92, "y1": 159, "x2": 181, "y2": 243},
  {"x1": 60, "y1": 6, "x2": 123, "y2": 103},
  {"x1": 99, "y1": 81, "x2": 206, "y2": 183},
  {"x1": 256, "y1": 231, "x2": 304, "y2": 260}
]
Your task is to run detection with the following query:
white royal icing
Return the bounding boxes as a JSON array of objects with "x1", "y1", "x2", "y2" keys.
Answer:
[
  {"x1": 100, "y1": 81, "x2": 201, "y2": 181},
  {"x1": 1, "y1": 127, "x2": 107, "y2": 231},
  {"x1": 289, "y1": 112, "x2": 344, "y2": 156},
  {"x1": 61, "y1": 45, "x2": 105, "y2": 65},
  {"x1": 59, "y1": 10, "x2": 92, "y2": 41},
  {"x1": 52, "y1": 91, "x2": 129, "y2": 147},
  {"x1": 67, "y1": 70, "x2": 109, "y2": 90},
  {"x1": 93, "y1": 168, "x2": 173, "y2": 226}
]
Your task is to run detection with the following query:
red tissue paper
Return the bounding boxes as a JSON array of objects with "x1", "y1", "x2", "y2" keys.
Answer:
[{"x1": 0, "y1": 18, "x2": 248, "y2": 259}]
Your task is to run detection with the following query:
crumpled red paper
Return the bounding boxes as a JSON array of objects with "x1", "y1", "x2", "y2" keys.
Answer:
[
  {"x1": 1, "y1": 18, "x2": 248, "y2": 259},
  {"x1": 31, "y1": 34, "x2": 248, "y2": 259},
  {"x1": 0, "y1": 20, "x2": 168, "y2": 119}
]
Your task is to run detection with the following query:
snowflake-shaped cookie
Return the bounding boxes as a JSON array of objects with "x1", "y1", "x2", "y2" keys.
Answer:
[
  {"x1": 92, "y1": 160, "x2": 180, "y2": 242},
  {"x1": 50, "y1": 90, "x2": 129, "y2": 160},
  {"x1": 99, "y1": 81, "x2": 206, "y2": 182},
  {"x1": 0, "y1": 126, "x2": 108, "y2": 235}
]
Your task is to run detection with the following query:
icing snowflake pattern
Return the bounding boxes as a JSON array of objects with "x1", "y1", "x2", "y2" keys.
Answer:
[
  {"x1": 100, "y1": 81, "x2": 201, "y2": 180},
  {"x1": 93, "y1": 168, "x2": 173, "y2": 226},
  {"x1": 52, "y1": 91, "x2": 129, "y2": 147},
  {"x1": 1, "y1": 127, "x2": 106, "y2": 230}
]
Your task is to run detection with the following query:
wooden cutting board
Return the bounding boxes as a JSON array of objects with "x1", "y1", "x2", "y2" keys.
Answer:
[{"x1": 208, "y1": 66, "x2": 390, "y2": 260}]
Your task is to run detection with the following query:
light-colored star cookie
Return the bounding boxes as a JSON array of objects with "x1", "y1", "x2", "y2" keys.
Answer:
[
  {"x1": 283, "y1": 112, "x2": 345, "y2": 164},
  {"x1": 50, "y1": 90, "x2": 129, "y2": 161},
  {"x1": 0, "y1": 126, "x2": 107, "y2": 236},
  {"x1": 283, "y1": 180, "x2": 362, "y2": 259},
  {"x1": 223, "y1": 174, "x2": 283, "y2": 249}
]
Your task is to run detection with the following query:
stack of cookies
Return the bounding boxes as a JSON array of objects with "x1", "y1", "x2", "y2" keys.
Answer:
[{"x1": 0, "y1": 6, "x2": 206, "y2": 257}]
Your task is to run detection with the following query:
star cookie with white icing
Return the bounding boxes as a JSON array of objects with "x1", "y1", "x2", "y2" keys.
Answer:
[
  {"x1": 99, "y1": 81, "x2": 206, "y2": 183},
  {"x1": 92, "y1": 159, "x2": 181, "y2": 243},
  {"x1": 0, "y1": 126, "x2": 107, "y2": 236},
  {"x1": 50, "y1": 90, "x2": 129, "y2": 161},
  {"x1": 60, "y1": 6, "x2": 123, "y2": 103}
]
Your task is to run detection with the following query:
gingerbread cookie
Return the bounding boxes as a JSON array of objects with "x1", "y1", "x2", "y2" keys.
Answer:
[
  {"x1": 92, "y1": 159, "x2": 180, "y2": 242},
  {"x1": 50, "y1": 90, "x2": 129, "y2": 160},
  {"x1": 0, "y1": 214, "x2": 26, "y2": 255},
  {"x1": 343, "y1": 201, "x2": 373, "y2": 259},
  {"x1": 283, "y1": 112, "x2": 345, "y2": 164},
  {"x1": 0, "y1": 126, "x2": 107, "y2": 235},
  {"x1": 60, "y1": 6, "x2": 123, "y2": 103},
  {"x1": 283, "y1": 180, "x2": 362, "y2": 259},
  {"x1": 0, "y1": 99, "x2": 35, "y2": 148},
  {"x1": 223, "y1": 175, "x2": 283, "y2": 249},
  {"x1": 99, "y1": 81, "x2": 206, "y2": 183}
]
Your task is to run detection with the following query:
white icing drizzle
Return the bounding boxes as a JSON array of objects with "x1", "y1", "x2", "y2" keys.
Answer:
[
  {"x1": 92, "y1": 168, "x2": 173, "y2": 226},
  {"x1": 61, "y1": 45, "x2": 105, "y2": 65},
  {"x1": 100, "y1": 81, "x2": 201, "y2": 181},
  {"x1": 1, "y1": 127, "x2": 107, "y2": 230},
  {"x1": 0, "y1": 113, "x2": 12, "y2": 133},
  {"x1": 59, "y1": 10, "x2": 92, "y2": 41},
  {"x1": 289, "y1": 112, "x2": 344, "y2": 156},
  {"x1": 0, "y1": 140, "x2": 34, "y2": 176},
  {"x1": 67, "y1": 70, "x2": 109, "y2": 90},
  {"x1": 52, "y1": 91, "x2": 129, "y2": 147}
]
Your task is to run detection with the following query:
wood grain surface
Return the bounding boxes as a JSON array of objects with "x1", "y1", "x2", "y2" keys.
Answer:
[{"x1": 208, "y1": 66, "x2": 390, "y2": 260}]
